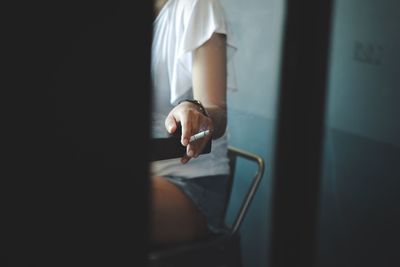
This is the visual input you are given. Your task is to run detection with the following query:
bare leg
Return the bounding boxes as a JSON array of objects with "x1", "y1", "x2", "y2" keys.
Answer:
[{"x1": 149, "y1": 176, "x2": 208, "y2": 245}]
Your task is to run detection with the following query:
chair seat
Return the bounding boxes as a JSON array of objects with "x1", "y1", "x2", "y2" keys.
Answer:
[{"x1": 148, "y1": 232, "x2": 242, "y2": 267}]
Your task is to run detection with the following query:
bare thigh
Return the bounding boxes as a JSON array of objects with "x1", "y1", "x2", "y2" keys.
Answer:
[{"x1": 149, "y1": 176, "x2": 208, "y2": 245}]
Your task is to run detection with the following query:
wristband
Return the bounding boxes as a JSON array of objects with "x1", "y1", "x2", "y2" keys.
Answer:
[{"x1": 178, "y1": 99, "x2": 209, "y2": 117}]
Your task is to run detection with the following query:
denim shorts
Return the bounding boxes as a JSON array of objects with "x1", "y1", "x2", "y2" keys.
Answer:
[{"x1": 164, "y1": 174, "x2": 229, "y2": 234}]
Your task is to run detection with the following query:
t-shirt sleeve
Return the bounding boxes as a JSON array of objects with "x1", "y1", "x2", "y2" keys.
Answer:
[{"x1": 179, "y1": 0, "x2": 228, "y2": 56}]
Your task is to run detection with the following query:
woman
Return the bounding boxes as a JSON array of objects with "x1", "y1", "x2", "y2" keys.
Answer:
[{"x1": 150, "y1": 0, "x2": 236, "y2": 245}]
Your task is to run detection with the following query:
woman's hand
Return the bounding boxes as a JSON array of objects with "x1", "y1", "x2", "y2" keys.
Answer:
[{"x1": 165, "y1": 101, "x2": 213, "y2": 164}]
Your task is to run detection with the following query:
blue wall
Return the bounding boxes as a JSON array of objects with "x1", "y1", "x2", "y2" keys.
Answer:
[
  {"x1": 222, "y1": 0, "x2": 400, "y2": 266},
  {"x1": 316, "y1": 0, "x2": 400, "y2": 266},
  {"x1": 221, "y1": 0, "x2": 285, "y2": 266}
]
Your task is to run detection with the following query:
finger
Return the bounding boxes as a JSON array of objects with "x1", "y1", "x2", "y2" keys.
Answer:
[
  {"x1": 180, "y1": 115, "x2": 193, "y2": 147},
  {"x1": 164, "y1": 113, "x2": 178, "y2": 134},
  {"x1": 181, "y1": 154, "x2": 191, "y2": 164},
  {"x1": 187, "y1": 138, "x2": 207, "y2": 158},
  {"x1": 186, "y1": 144, "x2": 195, "y2": 158}
]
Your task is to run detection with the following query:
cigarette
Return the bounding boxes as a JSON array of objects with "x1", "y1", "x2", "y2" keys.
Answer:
[{"x1": 189, "y1": 130, "x2": 211, "y2": 143}]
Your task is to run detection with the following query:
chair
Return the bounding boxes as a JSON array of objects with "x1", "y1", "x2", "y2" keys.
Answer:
[{"x1": 148, "y1": 145, "x2": 265, "y2": 267}]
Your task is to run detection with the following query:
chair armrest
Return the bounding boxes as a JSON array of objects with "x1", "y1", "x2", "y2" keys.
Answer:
[{"x1": 227, "y1": 146, "x2": 265, "y2": 236}]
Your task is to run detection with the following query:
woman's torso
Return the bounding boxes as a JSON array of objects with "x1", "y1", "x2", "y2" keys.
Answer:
[{"x1": 150, "y1": 0, "x2": 230, "y2": 178}]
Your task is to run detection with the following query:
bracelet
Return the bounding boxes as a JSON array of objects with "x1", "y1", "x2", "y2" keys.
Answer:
[{"x1": 178, "y1": 99, "x2": 209, "y2": 117}]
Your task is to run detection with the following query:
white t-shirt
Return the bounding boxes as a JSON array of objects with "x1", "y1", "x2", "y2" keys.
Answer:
[{"x1": 151, "y1": 0, "x2": 237, "y2": 178}]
